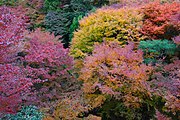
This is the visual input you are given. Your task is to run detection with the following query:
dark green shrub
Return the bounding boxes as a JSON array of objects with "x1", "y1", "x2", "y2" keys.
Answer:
[
  {"x1": 0, "y1": 0, "x2": 20, "y2": 6},
  {"x1": 69, "y1": 15, "x2": 83, "y2": 42},
  {"x1": 45, "y1": 0, "x2": 93, "y2": 47},
  {"x1": 43, "y1": 0, "x2": 61, "y2": 12},
  {"x1": 96, "y1": 97, "x2": 158, "y2": 120},
  {"x1": 45, "y1": 11, "x2": 75, "y2": 47},
  {"x1": 45, "y1": 0, "x2": 107, "y2": 47},
  {"x1": 138, "y1": 40, "x2": 177, "y2": 64}
]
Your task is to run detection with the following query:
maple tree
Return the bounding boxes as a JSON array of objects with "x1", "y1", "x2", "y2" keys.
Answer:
[
  {"x1": 0, "y1": 64, "x2": 36, "y2": 116},
  {"x1": 79, "y1": 41, "x2": 152, "y2": 109},
  {"x1": 21, "y1": 29, "x2": 74, "y2": 113},
  {"x1": 0, "y1": 6, "x2": 34, "y2": 116},
  {"x1": 141, "y1": 1, "x2": 180, "y2": 39},
  {"x1": 0, "y1": 6, "x2": 74, "y2": 116},
  {"x1": 0, "y1": 1, "x2": 179, "y2": 119}
]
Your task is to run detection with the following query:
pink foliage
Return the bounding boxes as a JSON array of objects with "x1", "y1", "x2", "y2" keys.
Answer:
[
  {"x1": 0, "y1": 6, "x2": 25, "y2": 47},
  {"x1": 0, "y1": 64, "x2": 39, "y2": 115},
  {"x1": 0, "y1": 6, "x2": 27, "y2": 63},
  {"x1": 22, "y1": 29, "x2": 74, "y2": 109},
  {"x1": 80, "y1": 41, "x2": 152, "y2": 107},
  {"x1": 0, "y1": 9, "x2": 74, "y2": 114},
  {"x1": 155, "y1": 110, "x2": 171, "y2": 120},
  {"x1": 0, "y1": 6, "x2": 31, "y2": 116},
  {"x1": 173, "y1": 35, "x2": 180, "y2": 45},
  {"x1": 24, "y1": 29, "x2": 73, "y2": 81},
  {"x1": 151, "y1": 60, "x2": 180, "y2": 112}
]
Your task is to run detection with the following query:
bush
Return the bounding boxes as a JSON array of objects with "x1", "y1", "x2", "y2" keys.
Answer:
[
  {"x1": 44, "y1": 0, "x2": 111, "y2": 48},
  {"x1": 22, "y1": 29, "x2": 75, "y2": 113},
  {"x1": 70, "y1": 7, "x2": 146, "y2": 58},
  {"x1": 150, "y1": 60, "x2": 180, "y2": 116},
  {"x1": 0, "y1": 6, "x2": 35, "y2": 116},
  {"x1": 78, "y1": 41, "x2": 157, "y2": 119},
  {"x1": 141, "y1": 2, "x2": 180, "y2": 39},
  {"x1": 98, "y1": 98, "x2": 156, "y2": 120},
  {"x1": 45, "y1": 11, "x2": 74, "y2": 47},
  {"x1": 79, "y1": 41, "x2": 152, "y2": 108},
  {"x1": 45, "y1": 0, "x2": 98, "y2": 47},
  {"x1": 1, "y1": 106, "x2": 43, "y2": 120},
  {"x1": 0, "y1": 6, "x2": 26, "y2": 52},
  {"x1": 43, "y1": 0, "x2": 61, "y2": 12},
  {"x1": 138, "y1": 39, "x2": 177, "y2": 64},
  {"x1": 52, "y1": 91, "x2": 89, "y2": 119},
  {"x1": 0, "y1": 64, "x2": 40, "y2": 117}
]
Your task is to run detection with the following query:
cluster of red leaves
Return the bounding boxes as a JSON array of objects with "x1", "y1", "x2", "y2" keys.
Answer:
[
  {"x1": 79, "y1": 41, "x2": 152, "y2": 108},
  {"x1": 141, "y1": 2, "x2": 180, "y2": 39}
]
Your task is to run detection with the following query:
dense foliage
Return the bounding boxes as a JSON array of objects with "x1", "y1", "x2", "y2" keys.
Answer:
[
  {"x1": 45, "y1": 0, "x2": 106, "y2": 47},
  {"x1": 0, "y1": 1, "x2": 179, "y2": 119},
  {"x1": 43, "y1": 0, "x2": 61, "y2": 12},
  {"x1": 141, "y1": 2, "x2": 180, "y2": 39},
  {"x1": 70, "y1": 7, "x2": 145, "y2": 58},
  {"x1": 0, "y1": 6, "x2": 34, "y2": 116},
  {"x1": 150, "y1": 60, "x2": 180, "y2": 114},
  {"x1": 0, "y1": 106, "x2": 43, "y2": 120},
  {"x1": 0, "y1": 5, "x2": 74, "y2": 117},
  {"x1": 79, "y1": 41, "x2": 154, "y2": 119},
  {"x1": 22, "y1": 29, "x2": 74, "y2": 111},
  {"x1": 139, "y1": 39, "x2": 177, "y2": 64},
  {"x1": 0, "y1": 6, "x2": 26, "y2": 51}
]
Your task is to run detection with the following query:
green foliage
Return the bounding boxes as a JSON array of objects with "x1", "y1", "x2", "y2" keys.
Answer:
[
  {"x1": 0, "y1": 0, "x2": 20, "y2": 6},
  {"x1": 99, "y1": 99, "x2": 142, "y2": 120},
  {"x1": 45, "y1": 11, "x2": 73, "y2": 47},
  {"x1": 69, "y1": 15, "x2": 83, "y2": 42},
  {"x1": 93, "y1": 93, "x2": 172, "y2": 120},
  {"x1": 43, "y1": 0, "x2": 61, "y2": 12},
  {"x1": 45, "y1": 0, "x2": 107, "y2": 47},
  {"x1": 45, "y1": 0, "x2": 95, "y2": 47},
  {"x1": 70, "y1": 7, "x2": 146, "y2": 58},
  {"x1": 99, "y1": 98, "x2": 157, "y2": 120},
  {"x1": 139, "y1": 39, "x2": 177, "y2": 64},
  {"x1": 1, "y1": 106, "x2": 43, "y2": 120}
]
